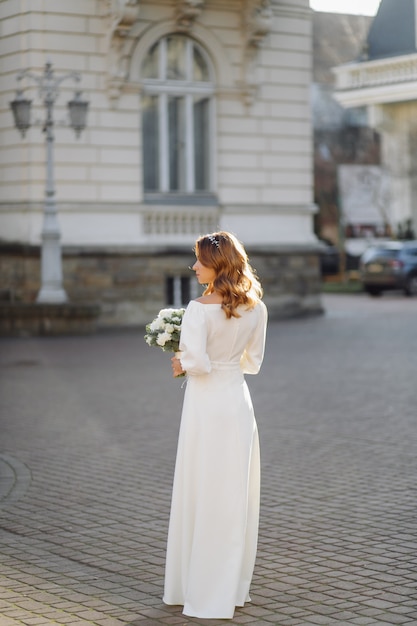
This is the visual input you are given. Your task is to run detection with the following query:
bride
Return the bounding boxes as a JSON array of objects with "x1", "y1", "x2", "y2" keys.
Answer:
[{"x1": 163, "y1": 231, "x2": 268, "y2": 619}]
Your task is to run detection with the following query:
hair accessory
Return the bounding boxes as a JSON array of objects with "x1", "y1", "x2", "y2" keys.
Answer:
[{"x1": 208, "y1": 234, "x2": 220, "y2": 249}]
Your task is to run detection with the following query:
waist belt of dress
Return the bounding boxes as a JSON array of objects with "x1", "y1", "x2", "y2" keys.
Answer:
[{"x1": 210, "y1": 361, "x2": 241, "y2": 371}]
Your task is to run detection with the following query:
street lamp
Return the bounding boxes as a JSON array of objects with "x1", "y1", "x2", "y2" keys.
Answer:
[{"x1": 10, "y1": 61, "x2": 88, "y2": 303}]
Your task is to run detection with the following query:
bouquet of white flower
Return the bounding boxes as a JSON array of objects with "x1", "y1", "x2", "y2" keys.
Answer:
[{"x1": 144, "y1": 307, "x2": 186, "y2": 353}]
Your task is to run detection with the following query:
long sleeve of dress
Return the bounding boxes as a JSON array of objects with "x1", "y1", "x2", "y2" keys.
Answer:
[
  {"x1": 240, "y1": 301, "x2": 268, "y2": 375},
  {"x1": 178, "y1": 302, "x2": 212, "y2": 376}
]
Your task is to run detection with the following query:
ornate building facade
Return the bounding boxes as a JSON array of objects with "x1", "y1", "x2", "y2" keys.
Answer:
[
  {"x1": 0, "y1": 0, "x2": 321, "y2": 327},
  {"x1": 334, "y1": 0, "x2": 417, "y2": 239}
]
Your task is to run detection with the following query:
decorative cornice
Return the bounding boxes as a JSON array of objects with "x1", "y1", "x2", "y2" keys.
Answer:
[
  {"x1": 103, "y1": 0, "x2": 275, "y2": 107},
  {"x1": 175, "y1": 0, "x2": 206, "y2": 31},
  {"x1": 108, "y1": 0, "x2": 140, "y2": 36},
  {"x1": 242, "y1": 0, "x2": 273, "y2": 106},
  {"x1": 105, "y1": 0, "x2": 141, "y2": 106},
  {"x1": 246, "y1": 0, "x2": 273, "y2": 49}
]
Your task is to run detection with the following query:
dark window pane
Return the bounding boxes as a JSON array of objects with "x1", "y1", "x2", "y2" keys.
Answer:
[
  {"x1": 168, "y1": 96, "x2": 186, "y2": 191},
  {"x1": 363, "y1": 248, "x2": 400, "y2": 263},
  {"x1": 142, "y1": 95, "x2": 159, "y2": 191},
  {"x1": 166, "y1": 36, "x2": 186, "y2": 80},
  {"x1": 166, "y1": 276, "x2": 190, "y2": 305},
  {"x1": 194, "y1": 95, "x2": 210, "y2": 191},
  {"x1": 142, "y1": 41, "x2": 159, "y2": 79},
  {"x1": 372, "y1": 250, "x2": 399, "y2": 258},
  {"x1": 181, "y1": 276, "x2": 191, "y2": 303},
  {"x1": 193, "y1": 45, "x2": 209, "y2": 82},
  {"x1": 166, "y1": 277, "x2": 174, "y2": 304}
]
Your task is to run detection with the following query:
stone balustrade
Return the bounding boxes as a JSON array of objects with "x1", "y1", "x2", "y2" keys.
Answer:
[
  {"x1": 143, "y1": 207, "x2": 219, "y2": 237},
  {"x1": 335, "y1": 53, "x2": 417, "y2": 90}
]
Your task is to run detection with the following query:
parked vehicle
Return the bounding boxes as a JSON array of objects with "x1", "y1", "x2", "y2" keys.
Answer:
[
  {"x1": 360, "y1": 241, "x2": 417, "y2": 296},
  {"x1": 319, "y1": 238, "x2": 340, "y2": 276},
  {"x1": 319, "y1": 238, "x2": 361, "y2": 276}
]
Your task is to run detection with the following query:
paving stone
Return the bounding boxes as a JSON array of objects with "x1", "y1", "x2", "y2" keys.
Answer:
[{"x1": 2, "y1": 294, "x2": 417, "y2": 625}]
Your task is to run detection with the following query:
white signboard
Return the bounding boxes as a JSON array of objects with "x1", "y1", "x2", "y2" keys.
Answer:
[{"x1": 338, "y1": 165, "x2": 390, "y2": 226}]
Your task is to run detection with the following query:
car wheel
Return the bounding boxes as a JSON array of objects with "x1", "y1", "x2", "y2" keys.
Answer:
[
  {"x1": 365, "y1": 286, "x2": 382, "y2": 297},
  {"x1": 404, "y1": 275, "x2": 417, "y2": 296}
]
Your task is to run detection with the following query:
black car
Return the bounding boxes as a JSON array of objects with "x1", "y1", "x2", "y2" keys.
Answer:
[
  {"x1": 319, "y1": 238, "x2": 340, "y2": 276},
  {"x1": 360, "y1": 241, "x2": 417, "y2": 296},
  {"x1": 319, "y1": 239, "x2": 361, "y2": 276}
]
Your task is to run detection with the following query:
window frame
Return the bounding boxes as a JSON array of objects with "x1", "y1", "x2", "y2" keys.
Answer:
[
  {"x1": 141, "y1": 35, "x2": 216, "y2": 197},
  {"x1": 166, "y1": 275, "x2": 200, "y2": 307}
]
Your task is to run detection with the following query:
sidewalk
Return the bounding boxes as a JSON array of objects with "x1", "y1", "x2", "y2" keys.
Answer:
[{"x1": 1, "y1": 294, "x2": 417, "y2": 625}]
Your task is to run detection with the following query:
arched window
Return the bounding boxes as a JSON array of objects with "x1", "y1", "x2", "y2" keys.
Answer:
[{"x1": 141, "y1": 35, "x2": 214, "y2": 196}]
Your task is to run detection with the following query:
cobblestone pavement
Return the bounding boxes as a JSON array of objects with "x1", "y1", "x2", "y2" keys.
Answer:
[{"x1": 1, "y1": 293, "x2": 417, "y2": 626}]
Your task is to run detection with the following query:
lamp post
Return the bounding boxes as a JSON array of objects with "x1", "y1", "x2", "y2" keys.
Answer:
[{"x1": 10, "y1": 62, "x2": 88, "y2": 303}]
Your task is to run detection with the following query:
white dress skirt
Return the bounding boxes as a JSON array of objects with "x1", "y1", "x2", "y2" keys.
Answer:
[{"x1": 163, "y1": 300, "x2": 267, "y2": 619}]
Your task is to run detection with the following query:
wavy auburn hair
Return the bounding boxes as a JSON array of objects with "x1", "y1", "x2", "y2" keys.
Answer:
[{"x1": 195, "y1": 231, "x2": 263, "y2": 318}]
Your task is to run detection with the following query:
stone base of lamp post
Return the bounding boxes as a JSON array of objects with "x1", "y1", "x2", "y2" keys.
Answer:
[
  {"x1": 37, "y1": 287, "x2": 68, "y2": 303},
  {"x1": 36, "y1": 231, "x2": 68, "y2": 303}
]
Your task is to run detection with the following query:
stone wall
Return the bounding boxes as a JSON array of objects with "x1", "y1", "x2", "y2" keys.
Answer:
[{"x1": 0, "y1": 243, "x2": 322, "y2": 329}]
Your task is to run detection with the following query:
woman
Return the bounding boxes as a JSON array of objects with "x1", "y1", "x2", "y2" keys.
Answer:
[{"x1": 163, "y1": 231, "x2": 267, "y2": 619}]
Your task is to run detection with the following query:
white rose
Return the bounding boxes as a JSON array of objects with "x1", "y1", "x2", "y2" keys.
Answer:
[
  {"x1": 164, "y1": 323, "x2": 174, "y2": 334},
  {"x1": 150, "y1": 318, "x2": 163, "y2": 331},
  {"x1": 156, "y1": 331, "x2": 171, "y2": 347}
]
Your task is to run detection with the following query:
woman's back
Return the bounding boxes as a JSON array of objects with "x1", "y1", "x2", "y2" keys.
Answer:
[{"x1": 181, "y1": 300, "x2": 266, "y2": 373}]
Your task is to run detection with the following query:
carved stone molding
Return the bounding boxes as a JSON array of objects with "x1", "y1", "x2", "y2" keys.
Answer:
[
  {"x1": 243, "y1": 0, "x2": 273, "y2": 106},
  {"x1": 105, "y1": 0, "x2": 141, "y2": 106},
  {"x1": 175, "y1": 0, "x2": 206, "y2": 31},
  {"x1": 109, "y1": 0, "x2": 140, "y2": 36},
  {"x1": 246, "y1": 0, "x2": 273, "y2": 48}
]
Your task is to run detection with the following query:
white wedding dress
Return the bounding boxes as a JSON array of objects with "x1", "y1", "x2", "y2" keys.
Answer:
[{"x1": 163, "y1": 299, "x2": 267, "y2": 619}]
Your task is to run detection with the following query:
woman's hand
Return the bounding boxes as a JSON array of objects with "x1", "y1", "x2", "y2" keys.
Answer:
[{"x1": 171, "y1": 356, "x2": 185, "y2": 378}]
